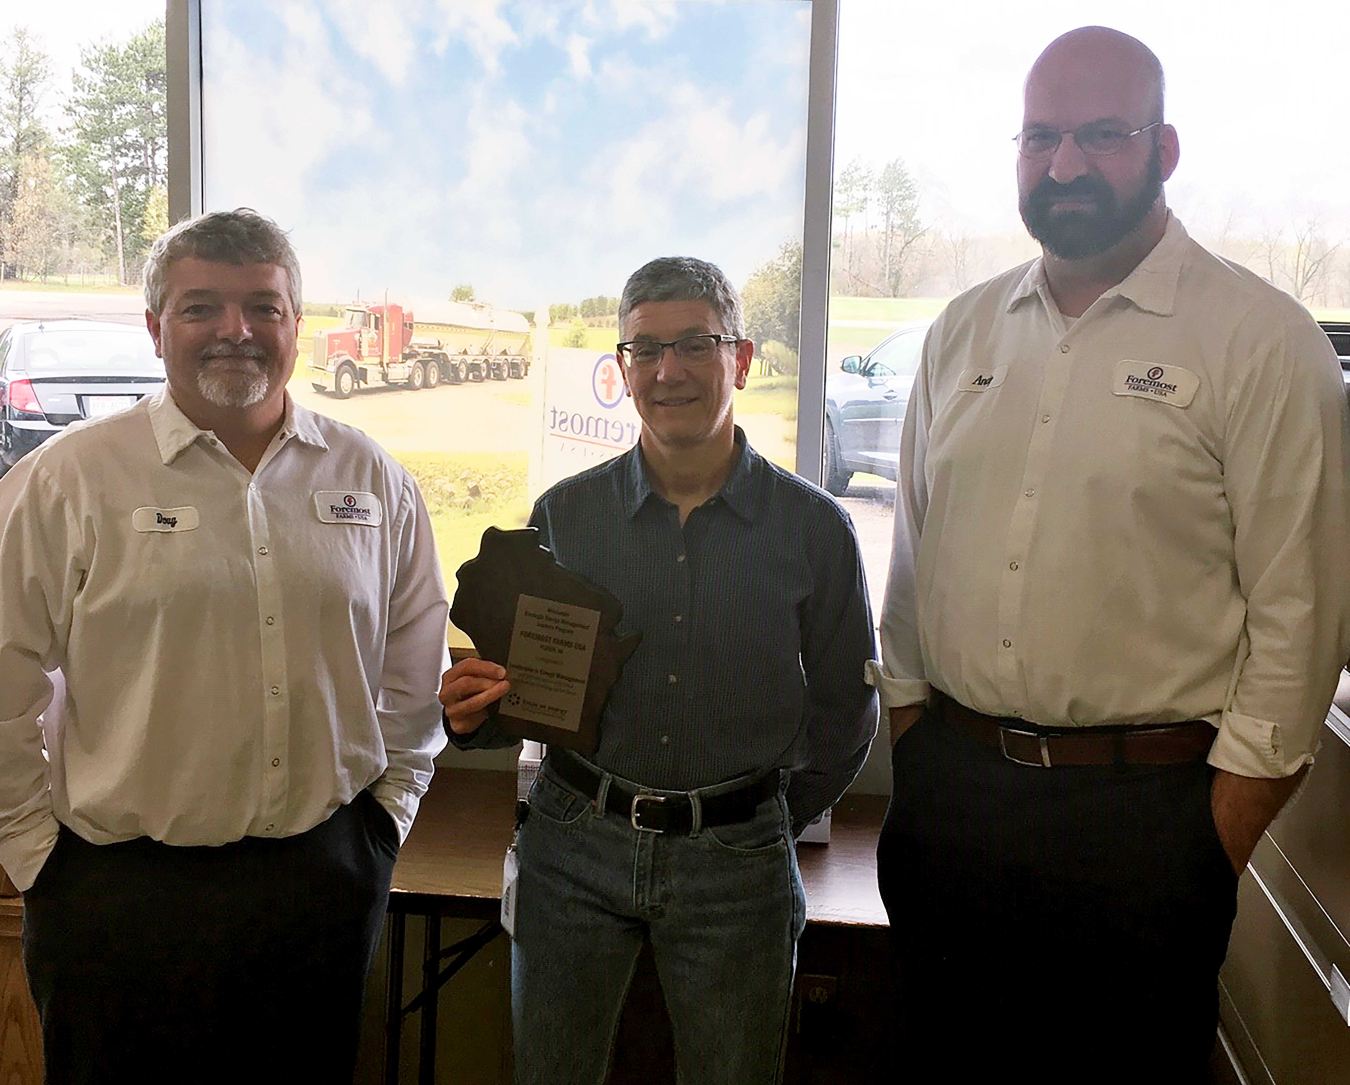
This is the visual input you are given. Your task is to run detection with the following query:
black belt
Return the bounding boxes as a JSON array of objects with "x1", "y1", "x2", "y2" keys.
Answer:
[{"x1": 546, "y1": 752, "x2": 779, "y2": 833}]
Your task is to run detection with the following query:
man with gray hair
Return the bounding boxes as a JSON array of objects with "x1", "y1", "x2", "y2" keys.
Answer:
[
  {"x1": 441, "y1": 255, "x2": 877, "y2": 1083},
  {"x1": 0, "y1": 208, "x2": 449, "y2": 1081}
]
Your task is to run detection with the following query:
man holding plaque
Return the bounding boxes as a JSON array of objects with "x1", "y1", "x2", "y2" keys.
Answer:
[
  {"x1": 0, "y1": 209, "x2": 448, "y2": 1082},
  {"x1": 442, "y1": 255, "x2": 878, "y2": 1084}
]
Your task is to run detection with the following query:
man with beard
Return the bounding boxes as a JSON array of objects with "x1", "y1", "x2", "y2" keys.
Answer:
[
  {"x1": 0, "y1": 209, "x2": 449, "y2": 1083},
  {"x1": 871, "y1": 26, "x2": 1350, "y2": 1081}
]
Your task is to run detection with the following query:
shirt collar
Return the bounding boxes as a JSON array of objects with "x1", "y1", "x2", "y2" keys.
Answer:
[
  {"x1": 620, "y1": 426, "x2": 758, "y2": 523},
  {"x1": 148, "y1": 388, "x2": 328, "y2": 466},
  {"x1": 1007, "y1": 212, "x2": 1188, "y2": 318}
]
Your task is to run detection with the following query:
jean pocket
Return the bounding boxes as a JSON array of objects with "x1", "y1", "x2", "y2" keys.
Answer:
[
  {"x1": 703, "y1": 802, "x2": 789, "y2": 856},
  {"x1": 528, "y1": 772, "x2": 589, "y2": 827},
  {"x1": 1192, "y1": 767, "x2": 1239, "y2": 885}
]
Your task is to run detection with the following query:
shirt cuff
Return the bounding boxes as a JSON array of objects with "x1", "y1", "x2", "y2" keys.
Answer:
[
  {"x1": 864, "y1": 660, "x2": 929, "y2": 710},
  {"x1": 1207, "y1": 709, "x2": 1314, "y2": 779},
  {"x1": 365, "y1": 779, "x2": 418, "y2": 844},
  {"x1": 0, "y1": 810, "x2": 61, "y2": 893}
]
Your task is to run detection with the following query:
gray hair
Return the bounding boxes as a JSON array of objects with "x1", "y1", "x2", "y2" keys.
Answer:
[
  {"x1": 143, "y1": 208, "x2": 302, "y2": 317},
  {"x1": 618, "y1": 256, "x2": 744, "y2": 339}
]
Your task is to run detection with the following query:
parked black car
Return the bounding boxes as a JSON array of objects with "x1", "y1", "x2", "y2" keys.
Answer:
[
  {"x1": 823, "y1": 322, "x2": 929, "y2": 495},
  {"x1": 0, "y1": 320, "x2": 165, "y2": 476}
]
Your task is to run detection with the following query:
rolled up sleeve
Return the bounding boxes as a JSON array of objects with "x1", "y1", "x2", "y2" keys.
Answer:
[{"x1": 1212, "y1": 317, "x2": 1350, "y2": 778}]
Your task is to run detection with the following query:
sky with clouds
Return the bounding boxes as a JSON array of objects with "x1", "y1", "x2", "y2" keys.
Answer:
[
  {"x1": 16, "y1": 0, "x2": 1350, "y2": 306},
  {"x1": 200, "y1": 0, "x2": 813, "y2": 309}
]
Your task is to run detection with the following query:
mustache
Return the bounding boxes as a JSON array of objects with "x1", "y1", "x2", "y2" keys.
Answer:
[
  {"x1": 1027, "y1": 175, "x2": 1113, "y2": 206},
  {"x1": 201, "y1": 343, "x2": 267, "y2": 361}
]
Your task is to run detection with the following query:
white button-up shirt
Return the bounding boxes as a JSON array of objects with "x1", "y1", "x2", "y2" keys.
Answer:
[
  {"x1": 0, "y1": 390, "x2": 448, "y2": 890},
  {"x1": 871, "y1": 216, "x2": 1350, "y2": 779}
]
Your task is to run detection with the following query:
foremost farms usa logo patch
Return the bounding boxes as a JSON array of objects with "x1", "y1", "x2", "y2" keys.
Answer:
[
  {"x1": 1111, "y1": 361, "x2": 1200, "y2": 408},
  {"x1": 313, "y1": 490, "x2": 383, "y2": 526}
]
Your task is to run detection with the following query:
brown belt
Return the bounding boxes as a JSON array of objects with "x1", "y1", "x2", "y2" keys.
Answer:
[{"x1": 930, "y1": 690, "x2": 1215, "y2": 767}]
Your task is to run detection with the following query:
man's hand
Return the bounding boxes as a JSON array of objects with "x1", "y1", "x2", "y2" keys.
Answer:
[
  {"x1": 889, "y1": 703, "x2": 925, "y2": 746},
  {"x1": 439, "y1": 659, "x2": 510, "y2": 736},
  {"x1": 1210, "y1": 766, "x2": 1308, "y2": 875}
]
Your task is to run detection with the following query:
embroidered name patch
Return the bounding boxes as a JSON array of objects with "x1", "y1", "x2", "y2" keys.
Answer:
[
  {"x1": 132, "y1": 506, "x2": 200, "y2": 533},
  {"x1": 314, "y1": 490, "x2": 383, "y2": 526},
  {"x1": 1112, "y1": 361, "x2": 1199, "y2": 408},
  {"x1": 958, "y1": 366, "x2": 1007, "y2": 392}
]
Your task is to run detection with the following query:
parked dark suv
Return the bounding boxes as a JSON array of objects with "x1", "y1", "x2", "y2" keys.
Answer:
[
  {"x1": 0, "y1": 320, "x2": 165, "y2": 476},
  {"x1": 823, "y1": 322, "x2": 929, "y2": 495}
]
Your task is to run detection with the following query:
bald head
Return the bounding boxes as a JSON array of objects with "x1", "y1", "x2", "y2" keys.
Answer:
[{"x1": 1026, "y1": 27, "x2": 1165, "y2": 127}]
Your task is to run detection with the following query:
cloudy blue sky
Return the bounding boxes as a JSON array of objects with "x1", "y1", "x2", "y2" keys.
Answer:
[
  {"x1": 19, "y1": 1, "x2": 1349, "y2": 306},
  {"x1": 200, "y1": 0, "x2": 812, "y2": 309}
]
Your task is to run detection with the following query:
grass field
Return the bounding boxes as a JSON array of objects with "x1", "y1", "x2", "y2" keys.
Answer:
[
  {"x1": 391, "y1": 451, "x2": 531, "y2": 582},
  {"x1": 739, "y1": 375, "x2": 798, "y2": 420},
  {"x1": 0, "y1": 276, "x2": 139, "y2": 293}
]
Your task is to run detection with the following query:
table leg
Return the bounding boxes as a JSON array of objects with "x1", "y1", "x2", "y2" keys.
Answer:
[
  {"x1": 385, "y1": 912, "x2": 406, "y2": 1085},
  {"x1": 419, "y1": 913, "x2": 442, "y2": 1085}
]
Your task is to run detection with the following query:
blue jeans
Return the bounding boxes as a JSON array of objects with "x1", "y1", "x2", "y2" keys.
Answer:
[{"x1": 512, "y1": 757, "x2": 806, "y2": 1085}]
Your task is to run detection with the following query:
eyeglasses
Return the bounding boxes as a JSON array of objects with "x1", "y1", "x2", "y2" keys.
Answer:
[
  {"x1": 1013, "y1": 121, "x2": 1162, "y2": 159},
  {"x1": 616, "y1": 334, "x2": 743, "y2": 368}
]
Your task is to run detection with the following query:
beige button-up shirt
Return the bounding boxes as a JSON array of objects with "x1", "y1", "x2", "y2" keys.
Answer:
[
  {"x1": 0, "y1": 390, "x2": 448, "y2": 891},
  {"x1": 870, "y1": 216, "x2": 1350, "y2": 779}
]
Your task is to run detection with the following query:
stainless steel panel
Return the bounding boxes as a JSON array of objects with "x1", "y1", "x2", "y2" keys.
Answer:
[
  {"x1": 1220, "y1": 872, "x2": 1350, "y2": 1084},
  {"x1": 1264, "y1": 711, "x2": 1350, "y2": 942}
]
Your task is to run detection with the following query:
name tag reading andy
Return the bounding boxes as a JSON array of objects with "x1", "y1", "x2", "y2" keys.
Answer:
[
  {"x1": 132, "y1": 506, "x2": 199, "y2": 533},
  {"x1": 1112, "y1": 361, "x2": 1200, "y2": 408},
  {"x1": 314, "y1": 491, "x2": 383, "y2": 526},
  {"x1": 958, "y1": 366, "x2": 1007, "y2": 391}
]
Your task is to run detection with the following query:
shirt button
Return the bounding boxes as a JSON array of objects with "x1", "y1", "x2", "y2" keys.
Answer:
[
  {"x1": 660, "y1": 735, "x2": 670, "y2": 745},
  {"x1": 673, "y1": 614, "x2": 683, "y2": 624},
  {"x1": 265, "y1": 616, "x2": 275, "y2": 625},
  {"x1": 270, "y1": 685, "x2": 280, "y2": 695},
  {"x1": 258, "y1": 546, "x2": 269, "y2": 556},
  {"x1": 1060, "y1": 344, "x2": 1070, "y2": 353},
  {"x1": 271, "y1": 758, "x2": 281, "y2": 767},
  {"x1": 1002, "y1": 639, "x2": 1013, "y2": 648},
  {"x1": 249, "y1": 483, "x2": 257, "y2": 492},
  {"x1": 668, "y1": 674, "x2": 678, "y2": 685},
  {"x1": 1024, "y1": 489, "x2": 1035, "y2": 498},
  {"x1": 264, "y1": 824, "x2": 274, "y2": 832},
  {"x1": 1009, "y1": 562, "x2": 1019, "y2": 571},
  {"x1": 1041, "y1": 414, "x2": 1051, "y2": 424},
  {"x1": 676, "y1": 554, "x2": 686, "y2": 563}
]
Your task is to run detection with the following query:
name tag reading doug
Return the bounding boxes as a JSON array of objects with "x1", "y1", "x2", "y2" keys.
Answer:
[
  {"x1": 314, "y1": 491, "x2": 382, "y2": 526},
  {"x1": 504, "y1": 595, "x2": 601, "y2": 733}
]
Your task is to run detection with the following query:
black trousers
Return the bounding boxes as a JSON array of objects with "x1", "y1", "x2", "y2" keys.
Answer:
[
  {"x1": 22, "y1": 790, "x2": 400, "y2": 1085},
  {"x1": 877, "y1": 705, "x2": 1238, "y2": 1084}
]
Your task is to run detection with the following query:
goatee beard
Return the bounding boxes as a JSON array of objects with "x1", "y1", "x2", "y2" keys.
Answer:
[
  {"x1": 1019, "y1": 144, "x2": 1163, "y2": 260},
  {"x1": 197, "y1": 357, "x2": 269, "y2": 408}
]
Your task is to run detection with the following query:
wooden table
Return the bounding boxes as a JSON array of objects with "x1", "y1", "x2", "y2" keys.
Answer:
[
  {"x1": 384, "y1": 768, "x2": 890, "y2": 1084},
  {"x1": 0, "y1": 770, "x2": 891, "y2": 1085}
]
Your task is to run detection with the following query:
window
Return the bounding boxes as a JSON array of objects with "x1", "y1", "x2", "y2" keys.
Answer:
[{"x1": 194, "y1": 0, "x2": 817, "y2": 644}]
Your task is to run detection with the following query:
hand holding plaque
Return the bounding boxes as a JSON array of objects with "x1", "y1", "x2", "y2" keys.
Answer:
[{"x1": 449, "y1": 527, "x2": 641, "y2": 753}]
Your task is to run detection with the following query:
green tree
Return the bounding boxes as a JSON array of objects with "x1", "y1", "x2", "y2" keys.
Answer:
[
  {"x1": 0, "y1": 152, "x2": 89, "y2": 281},
  {"x1": 832, "y1": 157, "x2": 871, "y2": 293},
  {"x1": 564, "y1": 317, "x2": 588, "y2": 348},
  {"x1": 875, "y1": 156, "x2": 924, "y2": 296},
  {"x1": 64, "y1": 19, "x2": 166, "y2": 283},
  {"x1": 0, "y1": 28, "x2": 52, "y2": 274},
  {"x1": 742, "y1": 241, "x2": 802, "y2": 373},
  {"x1": 141, "y1": 182, "x2": 168, "y2": 247},
  {"x1": 451, "y1": 283, "x2": 475, "y2": 301}
]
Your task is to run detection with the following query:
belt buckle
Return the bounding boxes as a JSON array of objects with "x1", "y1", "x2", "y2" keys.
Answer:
[
  {"x1": 630, "y1": 793, "x2": 666, "y2": 832},
  {"x1": 998, "y1": 726, "x2": 1053, "y2": 768}
]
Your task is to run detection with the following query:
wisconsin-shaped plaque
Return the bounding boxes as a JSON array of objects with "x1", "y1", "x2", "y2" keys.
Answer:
[{"x1": 450, "y1": 526, "x2": 641, "y2": 753}]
